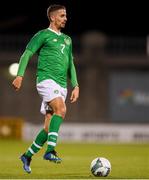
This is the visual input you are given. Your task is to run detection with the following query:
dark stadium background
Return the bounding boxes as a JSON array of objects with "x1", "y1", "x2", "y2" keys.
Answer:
[{"x1": 0, "y1": 0, "x2": 149, "y2": 37}]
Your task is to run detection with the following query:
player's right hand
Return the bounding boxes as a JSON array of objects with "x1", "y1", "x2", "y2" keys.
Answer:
[{"x1": 12, "y1": 76, "x2": 23, "y2": 91}]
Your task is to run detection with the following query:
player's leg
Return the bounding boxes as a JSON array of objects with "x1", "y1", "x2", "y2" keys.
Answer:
[
  {"x1": 44, "y1": 112, "x2": 53, "y2": 132},
  {"x1": 24, "y1": 114, "x2": 52, "y2": 157},
  {"x1": 43, "y1": 97, "x2": 66, "y2": 163},
  {"x1": 20, "y1": 112, "x2": 52, "y2": 173},
  {"x1": 36, "y1": 79, "x2": 67, "y2": 163}
]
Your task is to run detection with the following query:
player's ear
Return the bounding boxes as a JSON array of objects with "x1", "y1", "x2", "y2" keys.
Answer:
[
  {"x1": 50, "y1": 15, "x2": 55, "y2": 22},
  {"x1": 50, "y1": 12, "x2": 56, "y2": 22}
]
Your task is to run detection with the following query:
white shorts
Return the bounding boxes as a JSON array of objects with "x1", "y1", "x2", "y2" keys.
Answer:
[{"x1": 36, "y1": 79, "x2": 67, "y2": 115}]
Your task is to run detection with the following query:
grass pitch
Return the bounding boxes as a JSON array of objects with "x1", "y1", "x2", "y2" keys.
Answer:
[{"x1": 0, "y1": 139, "x2": 149, "y2": 179}]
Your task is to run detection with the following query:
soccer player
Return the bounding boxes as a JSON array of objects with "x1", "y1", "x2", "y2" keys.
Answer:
[{"x1": 12, "y1": 4, "x2": 79, "y2": 173}]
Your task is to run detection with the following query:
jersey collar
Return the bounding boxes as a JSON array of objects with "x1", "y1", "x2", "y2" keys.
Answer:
[{"x1": 48, "y1": 27, "x2": 61, "y2": 36}]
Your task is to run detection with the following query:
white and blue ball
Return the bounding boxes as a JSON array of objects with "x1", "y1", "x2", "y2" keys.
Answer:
[{"x1": 90, "y1": 157, "x2": 111, "y2": 177}]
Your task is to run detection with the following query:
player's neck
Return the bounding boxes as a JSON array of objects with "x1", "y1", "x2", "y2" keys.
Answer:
[{"x1": 49, "y1": 24, "x2": 61, "y2": 34}]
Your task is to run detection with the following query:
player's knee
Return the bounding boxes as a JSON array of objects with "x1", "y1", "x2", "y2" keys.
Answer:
[{"x1": 55, "y1": 106, "x2": 66, "y2": 119}]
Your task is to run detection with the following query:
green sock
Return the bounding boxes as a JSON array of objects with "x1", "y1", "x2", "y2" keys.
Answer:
[
  {"x1": 46, "y1": 114, "x2": 63, "y2": 153},
  {"x1": 25, "y1": 129, "x2": 48, "y2": 157}
]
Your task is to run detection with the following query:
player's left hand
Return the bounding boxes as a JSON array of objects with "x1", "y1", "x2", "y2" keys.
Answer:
[{"x1": 70, "y1": 86, "x2": 79, "y2": 103}]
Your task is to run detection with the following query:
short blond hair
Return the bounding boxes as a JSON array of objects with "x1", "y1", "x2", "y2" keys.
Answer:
[{"x1": 47, "y1": 4, "x2": 66, "y2": 22}]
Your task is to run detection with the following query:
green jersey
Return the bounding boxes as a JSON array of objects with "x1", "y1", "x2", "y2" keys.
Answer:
[{"x1": 17, "y1": 28, "x2": 78, "y2": 88}]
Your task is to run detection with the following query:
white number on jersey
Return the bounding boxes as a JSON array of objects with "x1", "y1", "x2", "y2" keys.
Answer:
[{"x1": 60, "y1": 44, "x2": 65, "y2": 54}]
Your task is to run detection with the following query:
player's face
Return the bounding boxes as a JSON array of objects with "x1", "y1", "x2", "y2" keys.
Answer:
[{"x1": 52, "y1": 9, "x2": 67, "y2": 29}]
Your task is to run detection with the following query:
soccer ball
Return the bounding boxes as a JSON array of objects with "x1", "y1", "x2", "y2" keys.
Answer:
[{"x1": 90, "y1": 157, "x2": 111, "y2": 177}]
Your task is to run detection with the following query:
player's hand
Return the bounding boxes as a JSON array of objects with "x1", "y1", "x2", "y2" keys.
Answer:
[
  {"x1": 12, "y1": 76, "x2": 23, "y2": 91},
  {"x1": 70, "y1": 86, "x2": 79, "y2": 103}
]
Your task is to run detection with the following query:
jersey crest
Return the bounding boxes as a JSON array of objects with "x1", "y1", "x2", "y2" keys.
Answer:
[{"x1": 64, "y1": 38, "x2": 71, "y2": 45}]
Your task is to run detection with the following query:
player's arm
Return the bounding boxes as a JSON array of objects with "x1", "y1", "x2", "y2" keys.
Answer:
[
  {"x1": 68, "y1": 40, "x2": 79, "y2": 103},
  {"x1": 69, "y1": 58, "x2": 79, "y2": 103},
  {"x1": 12, "y1": 31, "x2": 45, "y2": 91},
  {"x1": 12, "y1": 49, "x2": 33, "y2": 91}
]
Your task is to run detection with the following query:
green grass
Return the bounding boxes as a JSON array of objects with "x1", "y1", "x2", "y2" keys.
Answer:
[{"x1": 0, "y1": 139, "x2": 149, "y2": 179}]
